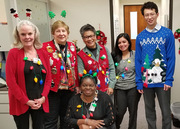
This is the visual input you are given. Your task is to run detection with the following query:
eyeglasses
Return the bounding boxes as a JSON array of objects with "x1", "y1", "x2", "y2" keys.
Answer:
[
  {"x1": 83, "y1": 35, "x2": 95, "y2": 40},
  {"x1": 144, "y1": 13, "x2": 156, "y2": 18}
]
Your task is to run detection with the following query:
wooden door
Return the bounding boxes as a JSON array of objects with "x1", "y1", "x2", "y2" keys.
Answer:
[{"x1": 124, "y1": 5, "x2": 147, "y2": 50}]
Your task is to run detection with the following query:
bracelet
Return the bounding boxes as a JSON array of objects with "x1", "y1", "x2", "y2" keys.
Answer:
[{"x1": 85, "y1": 118, "x2": 89, "y2": 124}]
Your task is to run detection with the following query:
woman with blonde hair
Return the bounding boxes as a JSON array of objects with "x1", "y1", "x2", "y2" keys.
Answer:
[
  {"x1": 6, "y1": 20, "x2": 51, "y2": 129},
  {"x1": 43, "y1": 20, "x2": 79, "y2": 129}
]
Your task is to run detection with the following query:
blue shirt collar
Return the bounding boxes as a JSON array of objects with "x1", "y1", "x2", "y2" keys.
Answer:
[{"x1": 146, "y1": 24, "x2": 161, "y2": 33}]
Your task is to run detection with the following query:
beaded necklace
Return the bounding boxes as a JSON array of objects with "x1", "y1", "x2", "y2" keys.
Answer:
[{"x1": 24, "y1": 56, "x2": 46, "y2": 85}]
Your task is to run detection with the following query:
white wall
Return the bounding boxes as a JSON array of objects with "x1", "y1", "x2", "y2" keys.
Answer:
[
  {"x1": 49, "y1": 0, "x2": 112, "y2": 50},
  {"x1": 113, "y1": 0, "x2": 120, "y2": 40},
  {"x1": 171, "y1": 0, "x2": 180, "y2": 103}
]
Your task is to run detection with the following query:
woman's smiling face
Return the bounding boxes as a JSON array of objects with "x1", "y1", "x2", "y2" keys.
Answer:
[{"x1": 80, "y1": 78, "x2": 96, "y2": 97}]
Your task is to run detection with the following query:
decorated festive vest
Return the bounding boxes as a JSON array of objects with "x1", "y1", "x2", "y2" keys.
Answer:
[
  {"x1": 43, "y1": 41, "x2": 78, "y2": 92},
  {"x1": 78, "y1": 45, "x2": 110, "y2": 92}
]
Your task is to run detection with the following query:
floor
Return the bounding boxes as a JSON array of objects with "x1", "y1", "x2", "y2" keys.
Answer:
[{"x1": 120, "y1": 96, "x2": 180, "y2": 129}]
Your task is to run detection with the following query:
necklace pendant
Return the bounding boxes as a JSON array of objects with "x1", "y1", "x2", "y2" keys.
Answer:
[
  {"x1": 60, "y1": 66, "x2": 64, "y2": 70},
  {"x1": 30, "y1": 66, "x2": 34, "y2": 70},
  {"x1": 115, "y1": 62, "x2": 119, "y2": 66},
  {"x1": 121, "y1": 73, "x2": 125, "y2": 79},
  {"x1": 42, "y1": 69, "x2": 46, "y2": 74},
  {"x1": 67, "y1": 69, "x2": 70, "y2": 73},
  {"x1": 82, "y1": 115, "x2": 86, "y2": 119},
  {"x1": 39, "y1": 79, "x2": 43, "y2": 85},
  {"x1": 128, "y1": 59, "x2": 131, "y2": 63},
  {"x1": 125, "y1": 67, "x2": 128, "y2": 71},
  {"x1": 34, "y1": 77, "x2": 38, "y2": 83},
  {"x1": 83, "y1": 69, "x2": 87, "y2": 74},
  {"x1": 37, "y1": 60, "x2": 41, "y2": 65},
  {"x1": 90, "y1": 112, "x2": 93, "y2": 117},
  {"x1": 33, "y1": 58, "x2": 38, "y2": 63},
  {"x1": 24, "y1": 57, "x2": 28, "y2": 61},
  {"x1": 67, "y1": 54, "x2": 71, "y2": 58},
  {"x1": 58, "y1": 53, "x2": 62, "y2": 58}
]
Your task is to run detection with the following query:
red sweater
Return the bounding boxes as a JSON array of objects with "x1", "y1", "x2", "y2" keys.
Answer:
[
  {"x1": 6, "y1": 48, "x2": 51, "y2": 116},
  {"x1": 43, "y1": 41, "x2": 79, "y2": 92}
]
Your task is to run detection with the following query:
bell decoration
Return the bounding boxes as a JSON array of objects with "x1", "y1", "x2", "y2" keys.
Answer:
[
  {"x1": 174, "y1": 32, "x2": 179, "y2": 39},
  {"x1": 88, "y1": 54, "x2": 91, "y2": 57},
  {"x1": 96, "y1": 29, "x2": 107, "y2": 45},
  {"x1": 174, "y1": 28, "x2": 180, "y2": 55}
]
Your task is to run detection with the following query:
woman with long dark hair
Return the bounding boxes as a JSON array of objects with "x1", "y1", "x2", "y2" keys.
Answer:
[{"x1": 111, "y1": 33, "x2": 141, "y2": 129}]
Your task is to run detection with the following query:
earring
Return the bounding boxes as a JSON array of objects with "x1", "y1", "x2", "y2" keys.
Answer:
[{"x1": 95, "y1": 90, "x2": 98, "y2": 95}]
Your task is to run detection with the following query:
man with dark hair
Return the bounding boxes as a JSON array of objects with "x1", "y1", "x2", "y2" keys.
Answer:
[
  {"x1": 135, "y1": 1, "x2": 175, "y2": 129},
  {"x1": 78, "y1": 24, "x2": 116, "y2": 95}
]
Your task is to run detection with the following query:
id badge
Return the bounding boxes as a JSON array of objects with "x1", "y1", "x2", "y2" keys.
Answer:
[
  {"x1": 89, "y1": 102, "x2": 96, "y2": 112},
  {"x1": 33, "y1": 58, "x2": 38, "y2": 63}
]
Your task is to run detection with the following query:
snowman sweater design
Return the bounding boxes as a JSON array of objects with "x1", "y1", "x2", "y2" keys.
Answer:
[{"x1": 135, "y1": 26, "x2": 175, "y2": 90}]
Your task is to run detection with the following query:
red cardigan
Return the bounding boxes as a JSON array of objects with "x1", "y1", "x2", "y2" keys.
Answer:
[{"x1": 6, "y1": 48, "x2": 51, "y2": 116}]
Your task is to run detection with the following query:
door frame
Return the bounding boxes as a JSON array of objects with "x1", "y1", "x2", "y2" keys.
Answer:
[{"x1": 109, "y1": 0, "x2": 173, "y2": 51}]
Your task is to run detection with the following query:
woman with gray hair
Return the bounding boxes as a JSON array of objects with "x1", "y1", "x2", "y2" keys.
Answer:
[{"x1": 6, "y1": 20, "x2": 51, "y2": 129}]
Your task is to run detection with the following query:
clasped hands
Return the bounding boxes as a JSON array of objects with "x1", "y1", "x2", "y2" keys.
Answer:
[{"x1": 26, "y1": 96, "x2": 45, "y2": 110}]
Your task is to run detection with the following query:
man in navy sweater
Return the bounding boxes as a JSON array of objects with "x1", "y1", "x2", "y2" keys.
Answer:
[{"x1": 135, "y1": 1, "x2": 175, "y2": 129}]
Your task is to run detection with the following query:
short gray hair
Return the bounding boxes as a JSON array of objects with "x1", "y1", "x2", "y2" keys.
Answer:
[{"x1": 80, "y1": 24, "x2": 96, "y2": 38}]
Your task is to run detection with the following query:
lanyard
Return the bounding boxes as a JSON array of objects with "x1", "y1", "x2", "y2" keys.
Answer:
[{"x1": 52, "y1": 40, "x2": 68, "y2": 64}]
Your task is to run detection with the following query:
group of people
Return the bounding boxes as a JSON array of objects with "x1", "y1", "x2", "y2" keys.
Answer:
[{"x1": 5, "y1": 1, "x2": 175, "y2": 129}]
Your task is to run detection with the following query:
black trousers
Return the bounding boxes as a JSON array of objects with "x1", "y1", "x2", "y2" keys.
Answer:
[
  {"x1": 44, "y1": 90, "x2": 74, "y2": 129},
  {"x1": 13, "y1": 109, "x2": 44, "y2": 129},
  {"x1": 115, "y1": 88, "x2": 141, "y2": 129}
]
